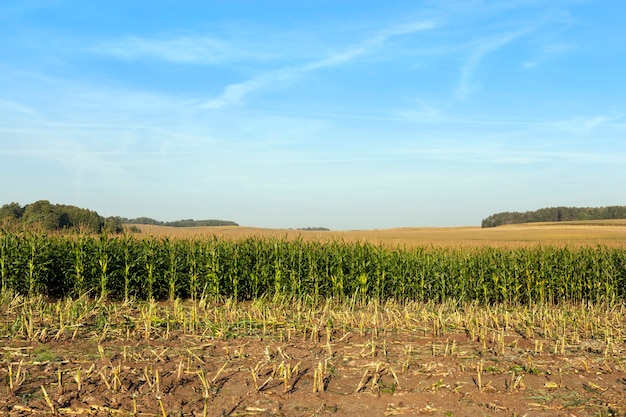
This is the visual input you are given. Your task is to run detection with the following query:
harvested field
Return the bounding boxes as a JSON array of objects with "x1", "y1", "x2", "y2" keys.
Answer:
[
  {"x1": 131, "y1": 219, "x2": 626, "y2": 248},
  {"x1": 1, "y1": 295, "x2": 625, "y2": 416}
]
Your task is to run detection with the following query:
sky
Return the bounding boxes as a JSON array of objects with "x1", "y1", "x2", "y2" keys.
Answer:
[{"x1": 1, "y1": 0, "x2": 625, "y2": 230}]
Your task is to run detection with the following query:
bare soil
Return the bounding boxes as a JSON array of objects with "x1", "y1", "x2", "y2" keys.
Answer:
[{"x1": 2, "y1": 321, "x2": 625, "y2": 416}]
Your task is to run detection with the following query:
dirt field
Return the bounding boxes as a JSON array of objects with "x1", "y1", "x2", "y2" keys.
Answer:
[
  {"x1": 131, "y1": 220, "x2": 626, "y2": 248},
  {"x1": 2, "y1": 326, "x2": 626, "y2": 417},
  {"x1": 2, "y1": 294, "x2": 626, "y2": 417}
]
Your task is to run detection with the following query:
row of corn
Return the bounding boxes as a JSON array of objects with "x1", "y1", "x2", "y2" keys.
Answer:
[{"x1": 0, "y1": 232, "x2": 624, "y2": 304}]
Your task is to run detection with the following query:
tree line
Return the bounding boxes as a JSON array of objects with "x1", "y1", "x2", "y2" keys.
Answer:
[
  {"x1": 0, "y1": 200, "x2": 122, "y2": 233},
  {"x1": 0, "y1": 200, "x2": 238, "y2": 233},
  {"x1": 119, "y1": 217, "x2": 239, "y2": 227},
  {"x1": 482, "y1": 206, "x2": 626, "y2": 228}
]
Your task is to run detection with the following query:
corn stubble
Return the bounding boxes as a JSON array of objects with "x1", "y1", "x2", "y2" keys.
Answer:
[{"x1": 1, "y1": 291, "x2": 626, "y2": 415}]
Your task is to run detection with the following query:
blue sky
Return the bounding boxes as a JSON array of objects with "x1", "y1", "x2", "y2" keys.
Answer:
[{"x1": 1, "y1": 1, "x2": 625, "y2": 229}]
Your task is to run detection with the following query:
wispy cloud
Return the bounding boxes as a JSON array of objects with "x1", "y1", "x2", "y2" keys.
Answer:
[
  {"x1": 202, "y1": 21, "x2": 436, "y2": 109},
  {"x1": 303, "y1": 21, "x2": 436, "y2": 70},
  {"x1": 398, "y1": 144, "x2": 626, "y2": 165},
  {"x1": 395, "y1": 100, "x2": 449, "y2": 124},
  {"x1": 522, "y1": 42, "x2": 575, "y2": 69},
  {"x1": 554, "y1": 114, "x2": 624, "y2": 136},
  {"x1": 456, "y1": 25, "x2": 536, "y2": 100},
  {"x1": 91, "y1": 35, "x2": 267, "y2": 64},
  {"x1": 202, "y1": 71, "x2": 293, "y2": 109},
  {"x1": 0, "y1": 98, "x2": 38, "y2": 115},
  {"x1": 1, "y1": 138, "x2": 133, "y2": 195}
]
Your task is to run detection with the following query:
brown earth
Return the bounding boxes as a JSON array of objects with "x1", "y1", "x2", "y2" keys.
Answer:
[{"x1": 1, "y1": 301, "x2": 625, "y2": 417}]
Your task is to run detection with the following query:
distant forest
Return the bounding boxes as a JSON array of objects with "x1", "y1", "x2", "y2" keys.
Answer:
[
  {"x1": 0, "y1": 200, "x2": 117, "y2": 233},
  {"x1": 120, "y1": 217, "x2": 238, "y2": 227},
  {"x1": 0, "y1": 200, "x2": 238, "y2": 233},
  {"x1": 482, "y1": 206, "x2": 626, "y2": 228}
]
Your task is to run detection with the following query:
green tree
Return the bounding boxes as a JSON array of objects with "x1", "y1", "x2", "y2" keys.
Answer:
[
  {"x1": 22, "y1": 200, "x2": 61, "y2": 230},
  {"x1": 0, "y1": 202, "x2": 24, "y2": 228}
]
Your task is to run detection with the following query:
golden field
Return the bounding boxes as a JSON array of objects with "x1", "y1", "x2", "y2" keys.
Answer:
[{"x1": 131, "y1": 219, "x2": 626, "y2": 248}]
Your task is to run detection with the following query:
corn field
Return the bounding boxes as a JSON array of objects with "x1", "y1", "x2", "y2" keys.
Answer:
[{"x1": 0, "y1": 232, "x2": 625, "y2": 304}]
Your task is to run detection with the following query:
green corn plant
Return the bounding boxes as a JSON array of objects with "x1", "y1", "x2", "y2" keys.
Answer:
[
  {"x1": 142, "y1": 238, "x2": 158, "y2": 300},
  {"x1": 96, "y1": 235, "x2": 110, "y2": 301},
  {"x1": 203, "y1": 240, "x2": 222, "y2": 299},
  {"x1": 2, "y1": 232, "x2": 626, "y2": 305},
  {"x1": 164, "y1": 238, "x2": 180, "y2": 302},
  {"x1": 357, "y1": 273, "x2": 368, "y2": 301},
  {"x1": 121, "y1": 235, "x2": 136, "y2": 302},
  {"x1": 187, "y1": 240, "x2": 200, "y2": 301},
  {"x1": 0, "y1": 232, "x2": 19, "y2": 295},
  {"x1": 26, "y1": 234, "x2": 50, "y2": 297},
  {"x1": 0, "y1": 233, "x2": 9, "y2": 294},
  {"x1": 70, "y1": 236, "x2": 88, "y2": 297}
]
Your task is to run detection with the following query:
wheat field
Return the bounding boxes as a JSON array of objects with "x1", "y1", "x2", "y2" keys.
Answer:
[{"x1": 132, "y1": 219, "x2": 626, "y2": 248}]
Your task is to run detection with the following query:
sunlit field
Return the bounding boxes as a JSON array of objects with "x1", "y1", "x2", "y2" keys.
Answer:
[
  {"x1": 1, "y1": 222, "x2": 625, "y2": 416},
  {"x1": 133, "y1": 219, "x2": 626, "y2": 248}
]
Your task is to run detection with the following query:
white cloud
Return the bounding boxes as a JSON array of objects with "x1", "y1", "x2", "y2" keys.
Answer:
[
  {"x1": 202, "y1": 70, "x2": 295, "y2": 109},
  {"x1": 395, "y1": 100, "x2": 449, "y2": 124},
  {"x1": 91, "y1": 35, "x2": 269, "y2": 64},
  {"x1": 202, "y1": 21, "x2": 436, "y2": 109},
  {"x1": 399, "y1": 144, "x2": 624, "y2": 165},
  {"x1": 522, "y1": 42, "x2": 575, "y2": 70},
  {"x1": 0, "y1": 98, "x2": 38, "y2": 115},
  {"x1": 554, "y1": 114, "x2": 624, "y2": 136},
  {"x1": 456, "y1": 26, "x2": 536, "y2": 99}
]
